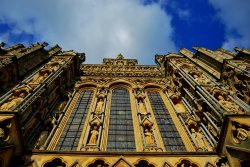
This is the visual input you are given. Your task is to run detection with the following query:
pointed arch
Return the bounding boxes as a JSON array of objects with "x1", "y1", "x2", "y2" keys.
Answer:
[
  {"x1": 143, "y1": 83, "x2": 165, "y2": 90},
  {"x1": 43, "y1": 158, "x2": 66, "y2": 167},
  {"x1": 134, "y1": 159, "x2": 156, "y2": 167},
  {"x1": 105, "y1": 79, "x2": 135, "y2": 89}
]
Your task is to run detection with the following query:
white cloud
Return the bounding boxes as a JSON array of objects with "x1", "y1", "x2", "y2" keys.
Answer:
[
  {"x1": 209, "y1": 0, "x2": 250, "y2": 49},
  {"x1": 0, "y1": 0, "x2": 176, "y2": 64}
]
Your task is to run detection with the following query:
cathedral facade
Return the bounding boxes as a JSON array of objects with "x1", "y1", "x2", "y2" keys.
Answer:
[{"x1": 0, "y1": 42, "x2": 249, "y2": 167}]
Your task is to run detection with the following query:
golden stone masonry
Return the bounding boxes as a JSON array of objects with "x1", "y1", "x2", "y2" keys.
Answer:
[{"x1": 0, "y1": 42, "x2": 249, "y2": 167}]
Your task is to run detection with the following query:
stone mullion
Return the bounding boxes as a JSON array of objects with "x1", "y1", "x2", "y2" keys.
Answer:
[
  {"x1": 80, "y1": 95, "x2": 97, "y2": 149},
  {"x1": 81, "y1": 87, "x2": 107, "y2": 151},
  {"x1": 129, "y1": 88, "x2": 143, "y2": 151},
  {"x1": 143, "y1": 90, "x2": 166, "y2": 152},
  {"x1": 100, "y1": 90, "x2": 112, "y2": 151},
  {"x1": 133, "y1": 91, "x2": 146, "y2": 151},
  {"x1": 142, "y1": 93, "x2": 161, "y2": 151}
]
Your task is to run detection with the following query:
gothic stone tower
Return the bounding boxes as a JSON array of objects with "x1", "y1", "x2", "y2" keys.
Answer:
[{"x1": 0, "y1": 42, "x2": 249, "y2": 167}]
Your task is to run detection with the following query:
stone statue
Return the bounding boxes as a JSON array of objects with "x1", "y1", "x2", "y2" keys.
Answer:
[
  {"x1": 30, "y1": 71, "x2": 50, "y2": 84},
  {"x1": 144, "y1": 129, "x2": 154, "y2": 145},
  {"x1": 95, "y1": 98, "x2": 104, "y2": 114},
  {"x1": 88, "y1": 126, "x2": 99, "y2": 145},
  {"x1": 138, "y1": 99, "x2": 147, "y2": 115},
  {"x1": 193, "y1": 74, "x2": 211, "y2": 85},
  {"x1": 191, "y1": 128, "x2": 212, "y2": 151},
  {"x1": 217, "y1": 95, "x2": 242, "y2": 114},
  {"x1": 0, "y1": 92, "x2": 26, "y2": 110},
  {"x1": 34, "y1": 127, "x2": 50, "y2": 149},
  {"x1": 171, "y1": 95, "x2": 186, "y2": 113}
]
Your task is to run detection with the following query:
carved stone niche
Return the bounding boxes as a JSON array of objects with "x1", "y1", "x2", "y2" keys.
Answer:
[
  {"x1": 87, "y1": 159, "x2": 109, "y2": 167},
  {"x1": 186, "y1": 118, "x2": 213, "y2": 151},
  {"x1": 170, "y1": 94, "x2": 186, "y2": 113},
  {"x1": 189, "y1": 70, "x2": 211, "y2": 86},
  {"x1": 43, "y1": 158, "x2": 66, "y2": 167},
  {"x1": 0, "y1": 86, "x2": 32, "y2": 111},
  {"x1": 0, "y1": 115, "x2": 22, "y2": 153},
  {"x1": 176, "y1": 159, "x2": 199, "y2": 167},
  {"x1": 215, "y1": 157, "x2": 229, "y2": 167},
  {"x1": 134, "y1": 160, "x2": 155, "y2": 167},
  {"x1": 232, "y1": 121, "x2": 250, "y2": 144},
  {"x1": 211, "y1": 88, "x2": 244, "y2": 114}
]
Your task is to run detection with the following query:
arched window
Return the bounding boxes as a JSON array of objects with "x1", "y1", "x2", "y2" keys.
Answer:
[
  {"x1": 55, "y1": 90, "x2": 93, "y2": 150},
  {"x1": 107, "y1": 87, "x2": 136, "y2": 151},
  {"x1": 147, "y1": 90, "x2": 186, "y2": 151}
]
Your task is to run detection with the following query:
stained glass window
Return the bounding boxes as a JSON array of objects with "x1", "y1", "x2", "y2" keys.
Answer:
[
  {"x1": 147, "y1": 90, "x2": 186, "y2": 151},
  {"x1": 55, "y1": 90, "x2": 93, "y2": 150},
  {"x1": 107, "y1": 87, "x2": 136, "y2": 151}
]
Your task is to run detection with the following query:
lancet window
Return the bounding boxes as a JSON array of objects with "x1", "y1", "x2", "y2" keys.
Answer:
[
  {"x1": 107, "y1": 87, "x2": 136, "y2": 151},
  {"x1": 147, "y1": 90, "x2": 186, "y2": 151},
  {"x1": 55, "y1": 90, "x2": 93, "y2": 150}
]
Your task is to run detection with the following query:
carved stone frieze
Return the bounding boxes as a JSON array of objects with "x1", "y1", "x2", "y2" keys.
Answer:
[
  {"x1": 81, "y1": 64, "x2": 163, "y2": 77},
  {"x1": 77, "y1": 77, "x2": 168, "y2": 88}
]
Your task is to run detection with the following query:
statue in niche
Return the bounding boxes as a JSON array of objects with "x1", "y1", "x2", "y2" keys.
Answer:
[
  {"x1": 45, "y1": 58, "x2": 65, "y2": 71},
  {"x1": 0, "y1": 88, "x2": 29, "y2": 110},
  {"x1": 138, "y1": 98, "x2": 147, "y2": 115},
  {"x1": 171, "y1": 95, "x2": 186, "y2": 113},
  {"x1": 88, "y1": 125, "x2": 99, "y2": 145},
  {"x1": 189, "y1": 71, "x2": 211, "y2": 85},
  {"x1": 144, "y1": 128, "x2": 155, "y2": 145},
  {"x1": 191, "y1": 128, "x2": 212, "y2": 151},
  {"x1": 95, "y1": 98, "x2": 104, "y2": 114},
  {"x1": 30, "y1": 70, "x2": 51, "y2": 84},
  {"x1": 34, "y1": 127, "x2": 50, "y2": 149},
  {"x1": 217, "y1": 95, "x2": 243, "y2": 114}
]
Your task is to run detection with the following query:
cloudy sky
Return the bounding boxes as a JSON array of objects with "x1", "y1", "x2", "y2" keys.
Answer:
[{"x1": 0, "y1": 0, "x2": 249, "y2": 64}]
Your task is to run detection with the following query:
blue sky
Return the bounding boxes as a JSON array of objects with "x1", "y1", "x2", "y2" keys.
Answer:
[{"x1": 0, "y1": 0, "x2": 249, "y2": 64}]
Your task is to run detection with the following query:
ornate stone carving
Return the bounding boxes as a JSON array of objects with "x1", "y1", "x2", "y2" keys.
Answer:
[
  {"x1": 212, "y1": 88, "x2": 244, "y2": 114},
  {"x1": 191, "y1": 128, "x2": 212, "y2": 151},
  {"x1": 0, "y1": 118, "x2": 11, "y2": 146},
  {"x1": 186, "y1": 119, "x2": 213, "y2": 151},
  {"x1": 215, "y1": 157, "x2": 229, "y2": 167},
  {"x1": 134, "y1": 160, "x2": 155, "y2": 167},
  {"x1": 144, "y1": 128, "x2": 155, "y2": 145},
  {"x1": 88, "y1": 159, "x2": 109, "y2": 167},
  {"x1": 189, "y1": 70, "x2": 211, "y2": 85},
  {"x1": 34, "y1": 127, "x2": 50, "y2": 149},
  {"x1": 43, "y1": 158, "x2": 66, "y2": 167},
  {"x1": 29, "y1": 69, "x2": 51, "y2": 84},
  {"x1": 176, "y1": 159, "x2": 199, "y2": 167},
  {"x1": 170, "y1": 94, "x2": 186, "y2": 113},
  {"x1": 0, "y1": 86, "x2": 31, "y2": 110},
  {"x1": 232, "y1": 121, "x2": 250, "y2": 144},
  {"x1": 88, "y1": 125, "x2": 99, "y2": 145}
]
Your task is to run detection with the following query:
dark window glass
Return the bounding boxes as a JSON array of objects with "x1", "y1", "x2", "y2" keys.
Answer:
[
  {"x1": 107, "y1": 88, "x2": 136, "y2": 151},
  {"x1": 147, "y1": 91, "x2": 186, "y2": 151},
  {"x1": 55, "y1": 90, "x2": 93, "y2": 150}
]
